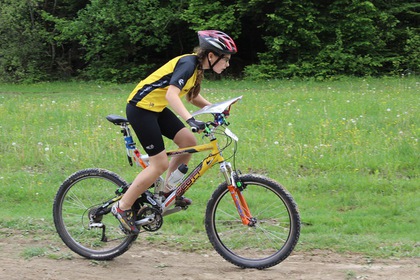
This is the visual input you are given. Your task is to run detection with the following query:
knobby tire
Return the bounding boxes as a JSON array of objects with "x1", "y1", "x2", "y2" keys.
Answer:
[
  {"x1": 205, "y1": 174, "x2": 300, "y2": 269},
  {"x1": 53, "y1": 168, "x2": 137, "y2": 260}
]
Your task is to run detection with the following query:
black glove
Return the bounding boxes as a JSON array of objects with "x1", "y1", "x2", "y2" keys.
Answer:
[{"x1": 186, "y1": 117, "x2": 206, "y2": 132}]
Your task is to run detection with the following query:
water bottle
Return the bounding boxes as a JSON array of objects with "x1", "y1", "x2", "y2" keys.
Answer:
[
  {"x1": 153, "y1": 176, "x2": 165, "y2": 194},
  {"x1": 166, "y1": 163, "x2": 188, "y2": 191}
]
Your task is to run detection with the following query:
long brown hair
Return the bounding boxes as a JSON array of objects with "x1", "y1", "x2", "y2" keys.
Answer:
[{"x1": 187, "y1": 47, "x2": 207, "y2": 102}]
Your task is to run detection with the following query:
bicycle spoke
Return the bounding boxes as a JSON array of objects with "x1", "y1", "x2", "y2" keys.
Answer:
[
  {"x1": 53, "y1": 169, "x2": 137, "y2": 260},
  {"x1": 206, "y1": 174, "x2": 300, "y2": 268}
]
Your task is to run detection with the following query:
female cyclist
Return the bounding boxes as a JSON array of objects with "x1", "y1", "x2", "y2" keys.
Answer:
[{"x1": 112, "y1": 30, "x2": 237, "y2": 234}]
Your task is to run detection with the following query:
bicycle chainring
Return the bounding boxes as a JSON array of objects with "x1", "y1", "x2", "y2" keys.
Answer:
[{"x1": 137, "y1": 206, "x2": 163, "y2": 232}]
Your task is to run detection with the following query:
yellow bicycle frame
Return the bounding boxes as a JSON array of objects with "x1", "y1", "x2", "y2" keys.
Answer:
[
  {"x1": 160, "y1": 139, "x2": 253, "y2": 226},
  {"x1": 163, "y1": 140, "x2": 223, "y2": 204},
  {"x1": 120, "y1": 116, "x2": 254, "y2": 226}
]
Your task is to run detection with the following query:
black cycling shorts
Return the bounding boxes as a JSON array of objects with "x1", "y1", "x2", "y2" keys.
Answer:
[{"x1": 126, "y1": 103, "x2": 185, "y2": 156}]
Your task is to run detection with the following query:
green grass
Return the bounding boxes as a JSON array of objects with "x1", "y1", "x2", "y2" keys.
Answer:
[
  {"x1": 21, "y1": 246, "x2": 48, "y2": 259},
  {"x1": 0, "y1": 77, "x2": 419, "y2": 258}
]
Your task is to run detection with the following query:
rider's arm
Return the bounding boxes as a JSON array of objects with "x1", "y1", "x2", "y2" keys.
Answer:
[
  {"x1": 166, "y1": 85, "x2": 192, "y2": 121},
  {"x1": 190, "y1": 93, "x2": 211, "y2": 108}
]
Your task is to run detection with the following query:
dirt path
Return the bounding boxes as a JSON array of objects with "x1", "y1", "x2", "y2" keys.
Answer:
[{"x1": 0, "y1": 231, "x2": 418, "y2": 280}]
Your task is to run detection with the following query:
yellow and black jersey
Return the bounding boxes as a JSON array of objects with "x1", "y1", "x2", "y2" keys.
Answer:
[{"x1": 127, "y1": 54, "x2": 198, "y2": 112}]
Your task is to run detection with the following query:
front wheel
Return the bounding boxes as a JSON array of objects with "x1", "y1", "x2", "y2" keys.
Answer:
[
  {"x1": 53, "y1": 168, "x2": 137, "y2": 260},
  {"x1": 205, "y1": 174, "x2": 300, "y2": 269}
]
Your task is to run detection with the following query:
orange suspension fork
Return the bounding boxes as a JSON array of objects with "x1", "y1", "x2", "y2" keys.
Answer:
[{"x1": 227, "y1": 184, "x2": 253, "y2": 226}]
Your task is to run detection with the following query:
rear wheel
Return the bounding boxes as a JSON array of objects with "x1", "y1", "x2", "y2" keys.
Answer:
[
  {"x1": 53, "y1": 168, "x2": 137, "y2": 260},
  {"x1": 205, "y1": 174, "x2": 300, "y2": 269}
]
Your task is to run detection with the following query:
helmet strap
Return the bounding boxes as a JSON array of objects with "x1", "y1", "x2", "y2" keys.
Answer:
[{"x1": 207, "y1": 53, "x2": 224, "y2": 71}]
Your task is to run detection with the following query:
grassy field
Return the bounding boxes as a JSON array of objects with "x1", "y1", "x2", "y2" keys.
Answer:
[{"x1": 0, "y1": 77, "x2": 419, "y2": 258}]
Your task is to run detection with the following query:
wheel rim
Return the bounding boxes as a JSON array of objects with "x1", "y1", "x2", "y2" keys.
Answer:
[
  {"x1": 211, "y1": 182, "x2": 297, "y2": 262},
  {"x1": 56, "y1": 175, "x2": 134, "y2": 256}
]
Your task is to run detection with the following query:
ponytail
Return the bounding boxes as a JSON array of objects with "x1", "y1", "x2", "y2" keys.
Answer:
[{"x1": 187, "y1": 47, "x2": 206, "y2": 102}]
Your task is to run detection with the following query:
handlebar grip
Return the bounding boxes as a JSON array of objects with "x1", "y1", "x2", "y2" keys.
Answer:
[{"x1": 191, "y1": 124, "x2": 212, "y2": 133}]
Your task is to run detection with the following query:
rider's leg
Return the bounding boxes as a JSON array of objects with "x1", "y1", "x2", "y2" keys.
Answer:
[
  {"x1": 164, "y1": 127, "x2": 197, "y2": 191},
  {"x1": 112, "y1": 151, "x2": 168, "y2": 234},
  {"x1": 118, "y1": 150, "x2": 169, "y2": 210}
]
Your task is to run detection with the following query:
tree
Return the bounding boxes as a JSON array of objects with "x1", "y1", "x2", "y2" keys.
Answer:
[
  {"x1": 313, "y1": 0, "x2": 396, "y2": 77},
  {"x1": 50, "y1": 0, "x2": 187, "y2": 82},
  {"x1": 0, "y1": 0, "x2": 418, "y2": 82},
  {"x1": 242, "y1": 0, "x2": 323, "y2": 78},
  {"x1": 244, "y1": 0, "x2": 419, "y2": 79},
  {"x1": 0, "y1": 0, "x2": 45, "y2": 82}
]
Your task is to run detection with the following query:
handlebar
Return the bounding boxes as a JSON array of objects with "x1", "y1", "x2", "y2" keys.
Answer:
[
  {"x1": 190, "y1": 115, "x2": 229, "y2": 134},
  {"x1": 190, "y1": 123, "x2": 212, "y2": 134},
  {"x1": 187, "y1": 95, "x2": 242, "y2": 134}
]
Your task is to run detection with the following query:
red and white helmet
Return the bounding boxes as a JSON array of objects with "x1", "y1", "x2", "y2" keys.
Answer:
[{"x1": 198, "y1": 30, "x2": 237, "y2": 55}]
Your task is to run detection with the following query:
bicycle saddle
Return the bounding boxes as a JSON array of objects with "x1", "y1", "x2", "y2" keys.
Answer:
[{"x1": 106, "y1": 114, "x2": 129, "y2": 125}]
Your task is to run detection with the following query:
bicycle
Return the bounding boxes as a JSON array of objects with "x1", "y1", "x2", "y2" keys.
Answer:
[{"x1": 52, "y1": 96, "x2": 300, "y2": 269}]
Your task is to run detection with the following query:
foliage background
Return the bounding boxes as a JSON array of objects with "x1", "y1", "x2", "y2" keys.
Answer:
[{"x1": 0, "y1": 0, "x2": 419, "y2": 82}]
